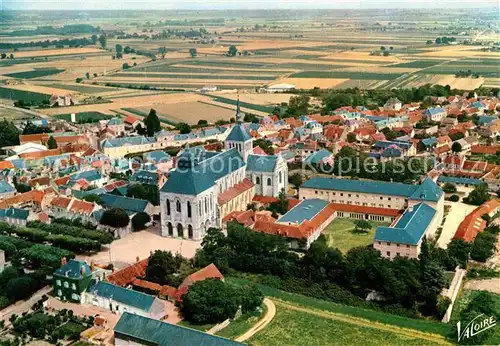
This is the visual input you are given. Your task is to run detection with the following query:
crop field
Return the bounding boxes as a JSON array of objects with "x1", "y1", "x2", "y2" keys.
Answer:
[
  {"x1": 4, "y1": 68, "x2": 65, "y2": 79},
  {"x1": 0, "y1": 86, "x2": 50, "y2": 102},
  {"x1": 48, "y1": 83, "x2": 118, "y2": 94},
  {"x1": 0, "y1": 106, "x2": 35, "y2": 120},
  {"x1": 53, "y1": 111, "x2": 113, "y2": 123}
]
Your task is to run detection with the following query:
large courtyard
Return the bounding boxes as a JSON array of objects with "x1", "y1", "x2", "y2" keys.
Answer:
[{"x1": 323, "y1": 218, "x2": 390, "y2": 253}]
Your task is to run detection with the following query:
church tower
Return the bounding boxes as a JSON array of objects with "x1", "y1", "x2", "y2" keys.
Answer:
[{"x1": 225, "y1": 99, "x2": 253, "y2": 162}]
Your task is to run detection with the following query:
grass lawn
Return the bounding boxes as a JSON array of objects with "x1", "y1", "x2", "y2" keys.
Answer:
[
  {"x1": 248, "y1": 302, "x2": 446, "y2": 346},
  {"x1": 226, "y1": 277, "x2": 452, "y2": 337},
  {"x1": 216, "y1": 305, "x2": 267, "y2": 339},
  {"x1": 176, "y1": 320, "x2": 216, "y2": 332},
  {"x1": 323, "y1": 218, "x2": 390, "y2": 253}
]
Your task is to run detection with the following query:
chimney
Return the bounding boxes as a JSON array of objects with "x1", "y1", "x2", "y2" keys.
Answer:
[{"x1": 61, "y1": 257, "x2": 67, "y2": 266}]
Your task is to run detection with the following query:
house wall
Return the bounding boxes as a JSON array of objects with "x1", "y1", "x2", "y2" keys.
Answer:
[
  {"x1": 53, "y1": 275, "x2": 91, "y2": 303},
  {"x1": 247, "y1": 158, "x2": 288, "y2": 197},
  {"x1": 219, "y1": 187, "x2": 255, "y2": 220},
  {"x1": 374, "y1": 241, "x2": 419, "y2": 259},
  {"x1": 299, "y1": 187, "x2": 408, "y2": 210}
]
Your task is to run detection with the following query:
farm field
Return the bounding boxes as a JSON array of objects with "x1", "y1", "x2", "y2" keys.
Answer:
[
  {"x1": 0, "y1": 105, "x2": 36, "y2": 120},
  {"x1": 323, "y1": 218, "x2": 390, "y2": 253},
  {"x1": 53, "y1": 111, "x2": 113, "y2": 123},
  {"x1": 0, "y1": 86, "x2": 50, "y2": 102},
  {"x1": 4, "y1": 68, "x2": 65, "y2": 79}
]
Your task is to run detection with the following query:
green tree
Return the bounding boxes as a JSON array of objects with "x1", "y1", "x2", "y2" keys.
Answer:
[
  {"x1": 354, "y1": 220, "x2": 372, "y2": 233},
  {"x1": 144, "y1": 108, "x2": 161, "y2": 136},
  {"x1": 115, "y1": 44, "x2": 123, "y2": 55},
  {"x1": 288, "y1": 173, "x2": 303, "y2": 190},
  {"x1": 451, "y1": 141, "x2": 462, "y2": 153},
  {"x1": 239, "y1": 284, "x2": 263, "y2": 313},
  {"x1": 91, "y1": 34, "x2": 98, "y2": 45},
  {"x1": 180, "y1": 278, "x2": 240, "y2": 324},
  {"x1": 131, "y1": 212, "x2": 150, "y2": 231},
  {"x1": 347, "y1": 133, "x2": 357, "y2": 143},
  {"x1": 176, "y1": 122, "x2": 191, "y2": 134},
  {"x1": 442, "y1": 183, "x2": 457, "y2": 193},
  {"x1": 82, "y1": 194, "x2": 102, "y2": 204},
  {"x1": 470, "y1": 230, "x2": 496, "y2": 262},
  {"x1": 122, "y1": 63, "x2": 130, "y2": 69},
  {"x1": 464, "y1": 183, "x2": 490, "y2": 206},
  {"x1": 127, "y1": 183, "x2": 149, "y2": 200},
  {"x1": 189, "y1": 48, "x2": 197, "y2": 58},
  {"x1": 158, "y1": 47, "x2": 167, "y2": 59},
  {"x1": 447, "y1": 238, "x2": 471, "y2": 268},
  {"x1": 0, "y1": 119, "x2": 20, "y2": 147},
  {"x1": 47, "y1": 136, "x2": 57, "y2": 149},
  {"x1": 228, "y1": 45, "x2": 238, "y2": 57},
  {"x1": 5, "y1": 276, "x2": 38, "y2": 301},
  {"x1": 287, "y1": 95, "x2": 310, "y2": 117},
  {"x1": 145, "y1": 250, "x2": 188, "y2": 286},
  {"x1": 268, "y1": 189, "x2": 289, "y2": 215},
  {"x1": 253, "y1": 138, "x2": 274, "y2": 155},
  {"x1": 99, "y1": 208, "x2": 130, "y2": 228},
  {"x1": 98, "y1": 34, "x2": 106, "y2": 49}
]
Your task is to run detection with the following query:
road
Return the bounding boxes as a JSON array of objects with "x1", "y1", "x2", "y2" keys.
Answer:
[
  {"x1": 436, "y1": 202, "x2": 477, "y2": 249},
  {"x1": 235, "y1": 298, "x2": 276, "y2": 342},
  {"x1": 0, "y1": 286, "x2": 52, "y2": 323}
]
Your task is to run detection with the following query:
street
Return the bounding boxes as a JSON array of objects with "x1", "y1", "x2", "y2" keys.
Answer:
[{"x1": 436, "y1": 201, "x2": 477, "y2": 249}]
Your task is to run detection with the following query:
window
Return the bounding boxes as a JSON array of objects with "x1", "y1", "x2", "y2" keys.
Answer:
[
  {"x1": 187, "y1": 202, "x2": 192, "y2": 218},
  {"x1": 279, "y1": 171, "x2": 282, "y2": 183},
  {"x1": 406, "y1": 245, "x2": 410, "y2": 248},
  {"x1": 256, "y1": 177, "x2": 260, "y2": 185},
  {"x1": 348, "y1": 194, "x2": 351, "y2": 197},
  {"x1": 386, "y1": 251, "x2": 390, "y2": 256},
  {"x1": 167, "y1": 222, "x2": 173, "y2": 236},
  {"x1": 64, "y1": 281, "x2": 69, "y2": 288},
  {"x1": 176, "y1": 200, "x2": 181, "y2": 213},
  {"x1": 71, "y1": 293, "x2": 80, "y2": 301},
  {"x1": 56, "y1": 280, "x2": 61, "y2": 286},
  {"x1": 388, "y1": 197, "x2": 391, "y2": 201},
  {"x1": 177, "y1": 223, "x2": 184, "y2": 238},
  {"x1": 57, "y1": 290, "x2": 62, "y2": 296},
  {"x1": 377, "y1": 241, "x2": 381, "y2": 245},
  {"x1": 188, "y1": 225, "x2": 193, "y2": 239},
  {"x1": 340, "y1": 193, "x2": 343, "y2": 196},
  {"x1": 387, "y1": 242, "x2": 391, "y2": 246},
  {"x1": 72, "y1": 283, "x2": 76, "y2": 290},
  {"x1": 396, "y1": 244, "x2": 400, "y2": 247},
  {"x1": 396, "y1": 253, "x2": 400, "y2": 256},
  {"x1": 166, "y1": 200, "x2": 170, "y2": 215},
  {"x1": 315, "y1": 191, "x2": 318, "y2": 194},
  {"x1": 205, "y1": 198, "x2": 208, "y2": 213},
  {"x1": 380, "y1": 197, "x2": 383, "y2": 200},
  {"x1": 356, "y1": 195, "x2": 359, "y2": 198},
  {"x1": 267, "y1": 178, "x2": 272, "y2": 186}
]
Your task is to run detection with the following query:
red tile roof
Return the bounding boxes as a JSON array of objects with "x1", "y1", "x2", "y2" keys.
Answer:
[
  {"x1": 252, "y1": 146, "x2": 267, "y2": 155},
  {"x1": 124, "y1": 115, "x2": 138, "y2": 125},
  {"x1": 70, "y1": 199, "x2": 95, "y2": 215},
  {"x1": 455, "y1": 199, "x2": 500, "y2": 242},
  {"x1": 51, "y1": 196, "x2": 72, "y2": 209},
  {"x1": 0, "y1": 161, "x2": 14, "y2": 170},
  {"x1": 178, "y1": 264, "x2": 224, "y2": 292},
  {"x1": 28, "y1": 176, "x2": 51, "y2": 187},
  {"x1": 462, "y1": 160, "x2": 488, "y2": 172},
  {"x1": 20, "y1": 148, "x2": 62, "y2": 160},
  {"x1": 435, "y1": 144, "x2": 451, "y2": 155},
  {"x1": 471, "y1": 145, "x2": 500, "y2": 155},
  {"x1": 218, "y1": 178, "x2": 254, "y2": 205},
  {"x1": 0, "y1": 190, "x2": 44, "y2": 208},
  {"x1": 444, "y1": 155, "x2": 462, "y2": 165},
  {"x1": 132, "y1": 278, "x2": 162, "y2": 292},
  {"x1": 330, "y1": 203, "x2": 403, "y2": 217},
  {"x1": 107, "y1": 258, "x2": 149, "y2": 286},
  {"x1": 54, "y1": 176, "x2": 71, "y2": 186}
]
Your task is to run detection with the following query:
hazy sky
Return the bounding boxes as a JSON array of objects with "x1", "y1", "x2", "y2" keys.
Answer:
[{"x1": 3, "y1": 0, "x2": 499, "y2": 10}]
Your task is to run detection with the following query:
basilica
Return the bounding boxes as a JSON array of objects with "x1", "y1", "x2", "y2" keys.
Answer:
[{"x1": 159, "y1": 105, "x2": 288, "y2": 240}]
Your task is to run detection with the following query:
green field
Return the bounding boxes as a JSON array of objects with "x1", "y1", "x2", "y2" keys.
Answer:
[
  {"x1": 423, "y1": 64, "x2": 500, "y2": 75},
  {"x1": 208, "y1": 95, "x2": 276, "y2": 113},
  {"x1": 53, "y1": 111, "x2": 112, "y2": 123},
  {"x1": 4, "y1": 68, "x2": 65, "y2": 79},
  {"x1": 115, "y1": 73, "x2": 276, "y2": 80},
  {"x1": 249, "y1": 301, "x2": 445, "y2": 346},
  {"x1": 50, "y1": 83, "x2": 114, "y2": 94},
  {"x1": 0, "y1": 86, "x2": 50, "y2": 101},
  {"x1": 227, "y1": 277, "x2": 452, "y2": 337},
  {"x1": 216, "y1": 305, "x2": 266, "y2": 339},
  {"x1": 290, "y1": 71, "x2": 404, "y2": 80},
  {"x1": 389, "y1": 60, "x2": 443, "y2": 68},
  {"x1": 182, "y1": 60, "x2": 272, "y2": 69},
  {"x1": 293, "y1": 54, "x2": 328, "y2": 59},
  {"x1": 323, "y1": 218, "x2": 390, "y2": 253}
]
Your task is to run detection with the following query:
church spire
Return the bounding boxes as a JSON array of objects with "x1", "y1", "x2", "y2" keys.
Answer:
[{"x1": 236, "y1": 95, "x2": 241, "y2": 123}]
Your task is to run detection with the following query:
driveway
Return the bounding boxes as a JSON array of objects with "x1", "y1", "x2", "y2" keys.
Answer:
[
  {"x1": 437, "y1": 202, "x2": 477, "y2": 249},
  {"x1": 77, "y1": 227, "x2": 201, "y2": 270}
]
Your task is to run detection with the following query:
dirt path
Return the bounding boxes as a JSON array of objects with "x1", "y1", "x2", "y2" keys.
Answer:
[
  {"x1": 272, "y1": 299, "x2": 452, "y2": 346},
  {"x1": 464, "y1": 278, "x2": 500, "y2": 294},
  {"x1": 0, "y1": 286, "x2": 51, "y2": 323},
  {"x1": 235, "y1": 298, "x2": 276, "y2": 342}
]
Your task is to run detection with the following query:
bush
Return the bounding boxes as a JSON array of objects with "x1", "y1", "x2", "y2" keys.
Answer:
[
  {"x1": 100, "y1": 208, "x2": 130, "y2": 228},
  {"x1": 5, "y1": 276, "x2": 39, "y2": 301},
  {"x1": 447, "y1": 194, "x2": 459, "y2": 202},
  {"x1": 131, "y1": 212, "x2": 150, "y2": 231},
  {"x1": 470, "y1": 230, "x2": 496, "y2": 262},
  {"x1": 436, "y1": 296, "x2": 451, "y2": 318}
]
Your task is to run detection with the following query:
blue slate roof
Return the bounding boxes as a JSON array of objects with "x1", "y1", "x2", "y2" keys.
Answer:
[
  {"x1": 88, "y1": 281, "x2": 155, "y2": 312},
  {"x1": 0, "y1": 180, "x2": 15, "y2": 194},
  {"x1": 437, "y1": 176, "x2": 482, "y2": 186},
  {"x1": 382, "y1": 147, "x2": 402, "y2": 158},
  {"x1": 144, "y1": 150, "x2": 171, "y2": 163},
  {"x1": 421, "y1": 137, "x2": 438, "y2": 147},
  {"x1": 302, "y1": 177, "x2": 443, "y2": 202},
  {"x1": 278, "y1": 199, "x2": 328, "y2": 224},
  {"x1": 100, "y1": 193, "x2": 149, "y2": 214},
  {"x1": 103, "y1": 136, "x2": 155, "y2": 148},
  {"x1": 304, "y1": 149, "x2": 332, "y2": 165},
  {"x1": 114, "y1": 313, "x2": 242, "y2": 346},
  {"x1": 131, "y1": 170, "x2": 158, "y2": 185},
  {"x1": 108, "y1": 117, "x2": 123, "y2": 125},
  {"x1": 472, "y1": 101, "x2": 484, "y2": 109},
  {"x1": 10, "y1": 159, "x2": 25, "y2": 169},
  {"x1": 247, "y1": 154, "x2": 278, "y2": 173},
  {"x1": 478, "y1": 115, "x2": 497, "y2": 125},
  {"x1": 70, "y1": 169, "x2": 102, "y2": 183},
  {"x1": 375, "y1": 203, "x2": 436, "y2": 245},
  {"x1": 279, "y1": 150, "x2": 295, "y2": 161},
  {"x1": 373, "y1": 140, "x2": 412, "y2": 150},
  {"x1": 54, "y1": 259, "x2": 92, "y2": 280},
  {"x1": 226, "y1": 123, "x2": 252, "y2": 142},
  {"x1": 0, "y1": 207, "x2": 29, "y2": 220},
  {"x1": 161, "y1": 148, "x2": 245, "y2": 195},
  {"x1": 424, "y1": 107, "x2": 445, "y2": 116}
]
